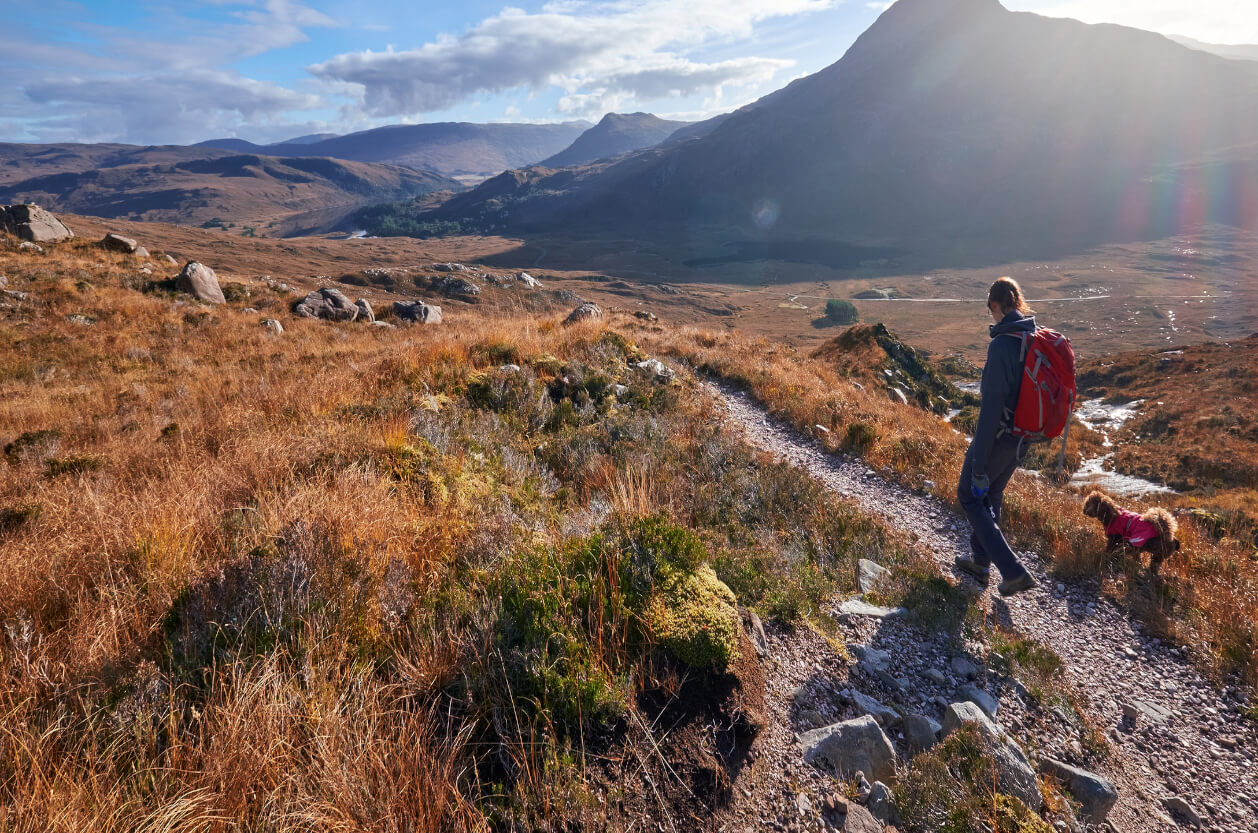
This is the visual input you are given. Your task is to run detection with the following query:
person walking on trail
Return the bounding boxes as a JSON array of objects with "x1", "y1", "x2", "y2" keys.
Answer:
[{"x1": 955, "y1": 277, "x2": 1038, "y2": 597}]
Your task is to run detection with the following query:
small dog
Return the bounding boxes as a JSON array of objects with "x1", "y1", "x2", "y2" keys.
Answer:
[{"x1": 1083, "y1": 491, "x2": 1181, "y2": 574}]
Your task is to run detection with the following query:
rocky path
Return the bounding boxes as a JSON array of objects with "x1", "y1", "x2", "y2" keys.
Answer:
[{"x1": 710, "y1": 384, "x2": 1258, "y2": 832}]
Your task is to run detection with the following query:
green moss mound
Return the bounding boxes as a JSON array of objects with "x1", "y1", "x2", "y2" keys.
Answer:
[{"x1": 647, "y1": 563, "x2": 741, "y2": 671}]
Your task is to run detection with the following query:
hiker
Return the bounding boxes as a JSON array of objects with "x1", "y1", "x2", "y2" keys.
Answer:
[{"x1": 955, "y1": 277, "x2": 1038, "y2": 597}]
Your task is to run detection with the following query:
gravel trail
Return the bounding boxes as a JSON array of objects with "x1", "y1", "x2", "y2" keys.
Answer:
[{"x1": 712, "y1": 383, "x2": 1258, "y2": 832}]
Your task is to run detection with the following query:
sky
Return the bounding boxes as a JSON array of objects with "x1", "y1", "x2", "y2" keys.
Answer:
[{"x1": 3, "y1": 0, "x2": 1256, "y2": 146}]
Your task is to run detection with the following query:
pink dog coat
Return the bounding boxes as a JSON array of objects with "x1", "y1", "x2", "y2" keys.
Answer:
[{"x1": 1106, "y1": 510, "x2": 1158, "y2": 547}]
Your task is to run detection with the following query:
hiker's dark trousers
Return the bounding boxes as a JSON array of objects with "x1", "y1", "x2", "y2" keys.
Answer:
[{"x1": 957, "y1": 435, "x2": 1029, "y2": 580}]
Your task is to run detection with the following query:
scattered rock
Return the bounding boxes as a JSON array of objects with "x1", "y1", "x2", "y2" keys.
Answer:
[
  {"x1": 1162, "y1": 796, "x2": 1202, "y2": 826},
  {"x1": 260, "y1": 318, "x2": 284, "y2": 335},
  {"x1": 294, "y1": 288, "x2": 358, "y2": 321},
  {"x1": 18, "y1": 241, "x2": 44, "y2": 253},
  {"x1": 942, "y1": 701, "x2": 1041, "y2": 811},
  {"x1": 435, "y1": 275, "x2": 481, "y2": 300},
  {"x1": 0, "y1": 275, "x2": 6, "y2": 289},
  {"x1": 956, "y1": 683, "x2": 999, "y2": 717},
  {"x1": 516, "y1": 271, "x2": 541, "y2": 288},
  {"x1": 563, "y1": 302, "x2": 603, "y2": 326},
  {"x1": 852, "y1": 644, "x2": 892, "y2": 674},
  {"x1": 0, "y1": 204, "x2": 74, "y2": 243},
  {"x1": 634, "y1": 310, "x2": 658, "y2": 322},
  {"x1": 866, "y1": 781, "x2": 900, "y2": 825},
  {"x1": 745, "y1": 609, "x2": 769, "y2": 658},
  {"x1": 66, "y1": 313, "x2": 95, "y2": 326},
  {"x1": 801, "y1": 715, "x2": 897, "y2": 783},
  {"x1": 903, "y1": 713, "x2": 941, "y2": 753},
  {"x1": 432, "y1": 262, "x2": 468, "y2": 272},
  {"x1": 842, "y1": 803, "x2": 883, "y2": 833},
  {"x1": 354, "y1": 298, "x2": 375, "y2": 323},
  {"x1": 950, "y1": 656, "x2": 980, "y2": 679},
  {"x1": 372, "y1": 321, "x2": 397, "y2": 329},
  {"x1": 858, "y1": 559, "x2": 892, "y2": 593},
  {"x1": 162, "y1": 254, "x2": 178, "y2": 266},
  {"x1": 393, "y1": 300, "x2": 442, "y2": 325},
  {"x1": 175, "y1": 262, "x2": 226, "y2": 304},
  {"x1": 135, "y1": 246, "x2": 149, "y2": 259},
  {"x1": 922, "y1": 668, "x2": 947, "y2": 685},
  {"x1": 1039, "y1": 758, "x2": 1118, "y2": 822},
  {"x1": 847, "y1": 689, "x2": 900, "y2": 726},
  {"x1": 101, "y1": 233, "x2": 138, "y2": 253},
  {"x1": 634, "y1": 358, "x2": 675, "y2": 381},
  {"x1": 838, "y1": 599, "x2": 906, "y2": 619}
]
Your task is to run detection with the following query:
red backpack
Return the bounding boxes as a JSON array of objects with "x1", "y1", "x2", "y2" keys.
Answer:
[{"x1": 1001, "y1": 328, "x2": 1077, "y2": 470}]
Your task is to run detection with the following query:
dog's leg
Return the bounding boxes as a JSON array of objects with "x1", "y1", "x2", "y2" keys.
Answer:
[{"x1": 1106, "y1": 534, "x2": 1122, "y2": 553}]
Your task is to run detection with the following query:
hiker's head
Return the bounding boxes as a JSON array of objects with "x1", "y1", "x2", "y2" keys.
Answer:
[{"x1": 987, "y1": 276, "x2": 1033, "y2": 321}]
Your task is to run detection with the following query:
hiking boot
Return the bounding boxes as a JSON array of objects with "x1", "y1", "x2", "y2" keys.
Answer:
[
  {"x1": 998, "y1": 572, "x2": 1037, "y2": 598},
  {"x1": 954, "y1": 556, "x2": 990, "y2": 584}
]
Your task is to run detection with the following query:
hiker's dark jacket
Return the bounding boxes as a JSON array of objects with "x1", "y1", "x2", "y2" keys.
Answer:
[{"x1": 971, "y1": 311, "x2": 1036, "y2": 477}]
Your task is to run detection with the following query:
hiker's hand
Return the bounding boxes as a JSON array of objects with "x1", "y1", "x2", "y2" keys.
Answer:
[{"x1": 971, "y1": 473, "x2": 990, "y2": 500}]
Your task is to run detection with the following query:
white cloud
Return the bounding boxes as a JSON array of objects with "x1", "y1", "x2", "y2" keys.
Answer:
[
  {"x1": 310, "y1": 0, "x2": 829, "y2": 118},
  {"x1": 21, "y1": 71, "x2": 324, "y2": 145},
  {"x1": 1007, "y1": 0, "x2": 1258, "y2": 45}
]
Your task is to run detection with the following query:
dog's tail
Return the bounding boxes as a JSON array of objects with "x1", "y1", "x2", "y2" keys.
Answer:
[{"x1": 1143, "y1": 507, "x2": 1178, "y2": 544}]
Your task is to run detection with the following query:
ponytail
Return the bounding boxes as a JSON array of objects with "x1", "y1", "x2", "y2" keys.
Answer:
[{"x1": 988, "y1": 277, "x2": 1033, "y2": 316}]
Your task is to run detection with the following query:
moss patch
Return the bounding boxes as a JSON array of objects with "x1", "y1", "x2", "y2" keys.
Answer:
[{"x1": 647, "y1": 563, "x2": 741, "y2": 671}]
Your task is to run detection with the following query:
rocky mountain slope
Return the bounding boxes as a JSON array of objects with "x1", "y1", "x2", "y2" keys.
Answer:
[
  {"x1": 199, "y1": 121, "x2": 591, "y2": 177},
  {"x1": 403, "y1": 0, "x2": 1258, "y2": 265},
  {"x1": 539, "y1": 112, "x2": 691, "y2": 168},
  {"x1": 0, "y1": 153, "x2": 458, "y2": 232}
]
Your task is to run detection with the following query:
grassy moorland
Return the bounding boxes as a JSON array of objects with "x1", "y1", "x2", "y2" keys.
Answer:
[
  {"x1": 2, "y1": 231, "x2": 1255, "y2": 831},
  {"x1": 0, "y1": 237, "x2": 920, "y2": 830}
]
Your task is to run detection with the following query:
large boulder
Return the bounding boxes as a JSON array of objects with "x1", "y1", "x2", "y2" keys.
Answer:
[
  {"x1": 1039, "y1": 758, "x2": 1118, "y2": 822},
  {"x1": 801, "y1": 715, "x2": 897, "y2": 784},
  {"x1": 175, "y1": 262, "x2": 226, "y2": 304},
  {"x1": 0, "y1": 204, "x2": 74, "y2": 243},
  {"x1": 294, "y1": 288, "x2": 358, "y2": 321},
  {"x1": 563, "y1": 302, "x2": 603, "y2": 326},
  {"x1": 942, "y1": 701, "x2": 1042, "y2": 811},
  {"x1": 354, "y1": 298, "x2": 375, "y2": 323},
  {"x1": 393, "y1": 300, "x2": 442, "y2": 325},
  {"x1": 101, "y1": 233, "x2": 138, "y2": 253}
]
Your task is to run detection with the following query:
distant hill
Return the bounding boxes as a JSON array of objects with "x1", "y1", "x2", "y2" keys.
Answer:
[
  {"x1": 1169, "y1": 35, "x2": 1258, "y2": 62},
  {"x1": 399, "y1": 0, "x2": 1258, "y2": 265},
  {"x1": 540, "y1": 113, "x2": 691, "y2": 168},
  {"x1": 201, "y1": 122, "x2": 590, "y2": 177},
  {"x1": 0, "y1": 148, "x2": 459, "y2": 233}
]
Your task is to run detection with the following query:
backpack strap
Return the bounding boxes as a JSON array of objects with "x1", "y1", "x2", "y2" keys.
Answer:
[{"x1": 995, "y1": 330, "x2": 1032, "y2": 437}]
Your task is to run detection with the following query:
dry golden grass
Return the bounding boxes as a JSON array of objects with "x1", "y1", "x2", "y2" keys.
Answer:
[{"x1": 2, "y1": 237, "x2": 912, "y2": 829}]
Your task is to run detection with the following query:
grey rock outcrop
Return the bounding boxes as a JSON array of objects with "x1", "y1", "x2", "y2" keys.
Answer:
[
  {"x1": 957, "y1": 683, "x2": 999, "y2": 717},
  {"x1": 942, "y1": 701, "x2": 1041, "y2": 811},
  {"x1": 857, "y1": 558, "x2": 891, "y2": 593},
  {"x1": 354, "y1": 298, "x2": 375, "y2": 323},
  {"x1": 18, "y1": 241, "x2": 43, "y2": 253},
  {"x1": 516, "y1": 271, "x2": 541, "y2": 288},
  {"x1": 904, "y1": 713, "x2": 941, "y2": 753},
  {"x1": 435, "y1": 275, "x2": 481, "y2": 300},
  {"x1": 563, "y1": 302, "x2": 603, "y2": 325},
  {"x1": 950, "y1": 655, "x2": 980, "y2": 679},
  {"x1": 1039, "y1": 758, "x2": 1118, "y2": 822},
  {"x1": 801, "y1": 715, "x2": 897, "y2": 783},
  {"x1": 847, "y1": 689, "x2": 900, "y2": 726},
  {"x1": 294, "y1": 288, "x2": 358, "y2": 321},
  {"x1": 101, "y1": 233, "x2": 138, "y2": 253},
  {"x1": 393, "y1": 300, "x2": 442, "y2": 325},
  {"x1": 1162, "y1": 795, "x2": 1203, "y2": 826},
  {"x1": 866, "y1": 781, "x2": 900, "y2": 825},
  {"x1": 838, "y1": 599, "x2": 906, "y2": 619},
  {"x1": 175, "y1": 262, "x2": 226, "y2": 304},
  {"x1": 840, "y1": 803, "x2": 882, "y2": 833},
  {"x1": 1, "y1": 204, "x2": 74, "y2": 243}
]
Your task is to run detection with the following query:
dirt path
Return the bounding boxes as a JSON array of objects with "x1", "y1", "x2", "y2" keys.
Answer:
[{"x1": 710, "y1": 383, "x2": 1258, "y2": 832}]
